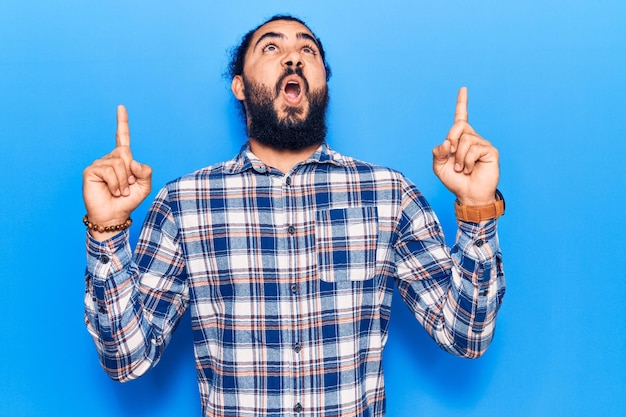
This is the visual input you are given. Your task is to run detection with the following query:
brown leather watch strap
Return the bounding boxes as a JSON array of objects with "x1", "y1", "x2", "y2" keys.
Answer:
[{"x1": 454, "y1": 190, "x2": 505, "y2": 223}]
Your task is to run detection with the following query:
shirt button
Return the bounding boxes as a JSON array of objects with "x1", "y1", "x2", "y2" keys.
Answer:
[
  {"x1": 290, "y1": 284, "x2": 298, "y2": 294},
  {"x1": 99, "y1": 255, "x2": 110, "y2": 264},
  {"x1": 287, "y1": 225, "x2": 295, "y2": 235},
  {"x1": 293, "y1": 403, "x2": 303, "y2": 413},
  {"x1": 293, "y1": 343, "x2": 301, "y2": 353},
  {"x1": 475, "y1": 239, "x2": 484, "y2": 247},
  {"x1": 285, "y1": 176, "x2": 292, "y2": 185},
  {"x1": 98, "y1": 305, "x2": 106, "y2": 313}
]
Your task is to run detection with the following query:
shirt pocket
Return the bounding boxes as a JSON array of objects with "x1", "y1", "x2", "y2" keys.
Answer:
[{"x1": 315, "y1": 206, "x2": 379, "y2": 282}]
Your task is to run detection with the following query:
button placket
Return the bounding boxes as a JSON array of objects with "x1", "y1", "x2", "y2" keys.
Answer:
[{"x1": 282, "y1": 169, "x2": 304, "y2": 408}]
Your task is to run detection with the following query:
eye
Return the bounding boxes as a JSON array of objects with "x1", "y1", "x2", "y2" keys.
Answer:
[
  {"x1": 301, "y1": 44, "x2": 318, "y2": 55},
  {"x1": 262, "y1": 43, "x2": 278, "y2": 52}
]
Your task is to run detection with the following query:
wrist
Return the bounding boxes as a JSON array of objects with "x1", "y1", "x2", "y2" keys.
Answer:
[
  {"x1": 83, "y1": 214, "x2": 132, "y2": 234},
  {"x1": 456, "y1": 197, "x2": 496, "y2": 206},
  {"x1": 454, "y1": 189, "x2": 505, "y2": 223}
]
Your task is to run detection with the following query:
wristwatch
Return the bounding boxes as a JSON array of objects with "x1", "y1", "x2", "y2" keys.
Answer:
[{"x1": 454, "y1": 189, "x2": 505, "y2": 223}]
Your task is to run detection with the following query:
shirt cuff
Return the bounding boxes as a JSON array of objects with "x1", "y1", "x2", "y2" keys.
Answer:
[
  {"x1": 456, "y1": 218, "x2": 500, "y2": 265},
  {"x1": 86, "y1": 229, "x2": 133, "y2": 280}
]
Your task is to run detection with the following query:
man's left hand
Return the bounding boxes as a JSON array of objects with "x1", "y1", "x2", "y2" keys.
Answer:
[{"x1": 432, "y1": 87, "x2": 500, "y2": 205}]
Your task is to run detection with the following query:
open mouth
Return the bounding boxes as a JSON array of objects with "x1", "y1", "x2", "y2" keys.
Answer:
[{"x1": 284, "y1": 80, "x2": 302, "y2": 100}]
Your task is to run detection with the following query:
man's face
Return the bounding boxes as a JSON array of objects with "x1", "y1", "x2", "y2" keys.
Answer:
[{"x1": 232, "y1": 20, "x2": 329, "y2": 150}]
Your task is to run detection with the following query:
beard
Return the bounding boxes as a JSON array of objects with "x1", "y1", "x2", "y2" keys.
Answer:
[{"x1": 242, "y1": 68, "x2": 329, "y2": 151}]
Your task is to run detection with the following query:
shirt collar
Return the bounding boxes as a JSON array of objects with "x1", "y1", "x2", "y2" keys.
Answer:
[{"x1": 224, "y1": 142, "x2": 347, "y2": 175}]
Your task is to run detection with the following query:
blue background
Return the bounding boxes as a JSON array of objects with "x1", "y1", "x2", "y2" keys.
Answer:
[{"x1": 1, "y1": 1, "x2": 625, "y2": 416}]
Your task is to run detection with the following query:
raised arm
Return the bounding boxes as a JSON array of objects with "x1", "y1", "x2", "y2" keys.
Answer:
[
  {"x1": 395, "y1": 88, "x2": 505, "y2": 357},
  {"x1": 83, "y1": 107, "x2": 188, "y2": 382}
]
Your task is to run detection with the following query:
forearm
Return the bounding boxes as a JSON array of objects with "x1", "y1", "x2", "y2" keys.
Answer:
[
  {"x1": 84, "y1": 231, "x2": 157, "y2": 381},
  {"x1": 396, "y1": 219, "x2": 505, "y2": 358},
  {"x1": 84, "y1": 223, "x2": 187, "y2": 382},
  {"x1": 440, "y1": 220, "x2": 505, "y2": 356}
]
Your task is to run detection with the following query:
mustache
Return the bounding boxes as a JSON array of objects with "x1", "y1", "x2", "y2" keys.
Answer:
[{"x1": 274, "y1": 67, "x2": 309, "y2": 98}]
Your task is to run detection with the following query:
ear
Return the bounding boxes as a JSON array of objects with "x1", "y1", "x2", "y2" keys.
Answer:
[{"x1": 231, "y1": 75, "x2": 246, "y2": 101}]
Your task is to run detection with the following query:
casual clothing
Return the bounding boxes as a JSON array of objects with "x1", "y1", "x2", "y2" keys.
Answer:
[{"x1": 85, "y1": 143, "x2": 505, "y2": 417}]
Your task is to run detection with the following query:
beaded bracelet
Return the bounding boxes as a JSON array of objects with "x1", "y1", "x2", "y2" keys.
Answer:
[{"x1": 83, "y1": 215, "x2": 132, "y2": 233}]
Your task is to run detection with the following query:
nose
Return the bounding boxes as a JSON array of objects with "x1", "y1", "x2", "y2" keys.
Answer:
[{"x1": 281, "y1": 50, "x2": 303, "y2": 68}]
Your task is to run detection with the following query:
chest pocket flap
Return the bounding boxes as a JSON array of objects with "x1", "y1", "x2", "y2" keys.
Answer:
[{"x1": 315, "y1": 206, "x2": 379, "y2": 282}]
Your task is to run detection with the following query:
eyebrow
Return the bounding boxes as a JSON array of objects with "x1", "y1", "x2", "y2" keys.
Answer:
[{"x1": 253, "y1": 31, "x2": 320, "y2": 50}]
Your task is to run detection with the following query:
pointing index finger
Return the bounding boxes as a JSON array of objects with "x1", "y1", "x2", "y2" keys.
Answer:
[
  {"x1": 116, "y1": 105, "x2": 130, "y2": 148},
  {"x1": 454, "y1": 86, "x2": 468, "y2": 123}
]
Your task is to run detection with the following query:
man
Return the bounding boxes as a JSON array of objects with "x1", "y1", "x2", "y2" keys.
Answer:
[{"x1": 83, "y1": 14, "x2": 506, "y2": 417}]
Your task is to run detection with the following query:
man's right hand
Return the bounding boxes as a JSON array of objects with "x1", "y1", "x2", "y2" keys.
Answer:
[{"x1": 82, "y1": 105, "x2": 152, "y2": 240}]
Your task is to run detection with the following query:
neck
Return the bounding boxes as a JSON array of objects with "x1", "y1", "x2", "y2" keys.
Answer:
[{"x1": 248, "y1": 138, "x2": 321, "y2": 174}]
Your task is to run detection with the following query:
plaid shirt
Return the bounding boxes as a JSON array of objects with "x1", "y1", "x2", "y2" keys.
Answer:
[{"x1": 85, "y1": 143, "x2": 505, "y2": 417}]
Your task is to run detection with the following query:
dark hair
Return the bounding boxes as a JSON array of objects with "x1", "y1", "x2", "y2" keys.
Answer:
[{"x1": 227, "y1": 14, "x2": 332, "y2": 82}]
